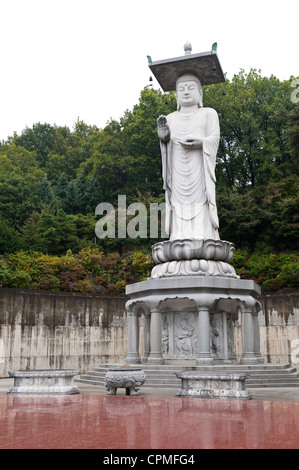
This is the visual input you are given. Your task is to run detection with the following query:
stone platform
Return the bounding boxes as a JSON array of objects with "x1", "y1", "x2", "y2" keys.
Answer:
[
  {"x1": 7, "y1": 369, "x2": 80, "y2": 395},
  {"x1": 75, "y1": 362, "x2": 299, "y2": 389},
  {"x1": 175, "y1": 370, "x2": 252, "y2": 399}
]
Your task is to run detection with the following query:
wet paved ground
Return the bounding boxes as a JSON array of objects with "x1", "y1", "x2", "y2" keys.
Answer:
[{"x1": 0, "y1": 378, "x2": 299, "y2": 454}]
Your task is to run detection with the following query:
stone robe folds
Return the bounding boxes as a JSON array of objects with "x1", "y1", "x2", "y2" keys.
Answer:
[{"x1": 160, "y1": 107, "x2": 220, "y2": 241}]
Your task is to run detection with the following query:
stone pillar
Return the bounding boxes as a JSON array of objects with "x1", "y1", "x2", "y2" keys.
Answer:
[
  {"x1": 240, "y1": 308, "x2": 258, "y2": 364},
  {"x1": 196, "y1": 306, "x2": 214, "y2": 364},
  {"x1": 126, "y1": 307, "x2": 141, "y2": 364},
  {"x1": 222, "y1": 312, "x2": 229, "y2": 360},
  {"x1": 148, "y1": 306, "x2": 164, "y2": 364},
  {"x1": 253, "y1": 309, "x2": 264, "y2": 363},
  {"x1": 142, "y1": 313, "x2": 150, "y2": 363}
]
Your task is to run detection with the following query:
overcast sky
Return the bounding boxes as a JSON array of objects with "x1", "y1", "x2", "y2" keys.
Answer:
[{"x1": 0, "y1": 0, "x2": 298, "y2": 141}]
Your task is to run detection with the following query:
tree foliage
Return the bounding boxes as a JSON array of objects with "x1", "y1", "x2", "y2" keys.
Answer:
[
  {"x1": 0, "y1": 248, "x2": 154, "y2": 294},
  {"x1": 204, "y1": 70, "x2": 297, "y2": 190},
  {"x1": 0, "y1": 70, "x2": 298, "y2": 292}
]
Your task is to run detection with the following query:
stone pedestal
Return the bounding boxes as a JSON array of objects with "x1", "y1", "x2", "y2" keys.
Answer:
[
  {"x1": 105, "y1": 367, "x2": 146, "y2": 395},
  {"x1": 7, "y1": 369, "x2": 80, "y2": 394},
  {"x1": 175, "y1": 370, "x2": 252, "y2": 399},
  {"x1": 125, "y1": 239, "x2": 263, "y2": 369},
  {"x1": 125, "y1": 275, "x2": 263, "y2": 367}
]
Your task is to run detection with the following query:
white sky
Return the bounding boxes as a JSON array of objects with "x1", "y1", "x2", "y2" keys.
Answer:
[{"x1": 0, "y1": 0, "x2": 298, "y2": 141}]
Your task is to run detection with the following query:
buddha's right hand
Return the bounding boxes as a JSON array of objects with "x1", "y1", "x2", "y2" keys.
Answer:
[{"x1": 157, "y1": 115, "x2": 170, "y2": 142}]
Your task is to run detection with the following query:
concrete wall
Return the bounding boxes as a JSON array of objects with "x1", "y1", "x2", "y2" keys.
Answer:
[
  {"x1": 258, "y1": 293, "x2": 299, "y2": 366},
  {"x1": 0, "y1": 288, "x2": 129, "y2": 377},
  {"x1": 0, "y1": 288, "x2": 298, "y2": 377},
  {"x1": 232, "y1": 292, "x2": 299, "y2": 366}
]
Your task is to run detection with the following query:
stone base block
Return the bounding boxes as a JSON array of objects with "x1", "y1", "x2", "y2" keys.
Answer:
[
  {"x1": 175, "y1": 370, "x2": 252, "y2": 399},
  {"x1": 7, "y1": 369, "x2": 80, "y2": 395},
  {"x1": 105, "y1": 367, "x2": 146, "y2": 395},
  {"x1": 147, "y1": 357, "x2": 165, "y2": 365},
  {"x1": 125, "y1": 354, "x2": 142, "y2": 365}
]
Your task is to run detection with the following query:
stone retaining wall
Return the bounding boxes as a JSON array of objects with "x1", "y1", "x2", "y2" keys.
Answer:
[
  {"x1": 0, "y1": 288, "x2": 298, "y2": 377},
  {"x1": 0, "y1": 288, "x2": 129, "y2": 377},
  {"x1": 259, "y1": 293, "x2": 299, "y2": 366},
  {"x1": 234, "y1": 292, "x2": 299, "y2": 366}
]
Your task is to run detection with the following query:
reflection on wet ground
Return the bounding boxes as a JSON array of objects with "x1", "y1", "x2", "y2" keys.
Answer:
[{"x1": 0, "y1": 393, "x2": 299, "y2": 449}]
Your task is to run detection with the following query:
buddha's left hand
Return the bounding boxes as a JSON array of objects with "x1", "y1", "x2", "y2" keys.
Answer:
[{"x1": 178, "y1": 137, "x2": 203, "y2": 149}]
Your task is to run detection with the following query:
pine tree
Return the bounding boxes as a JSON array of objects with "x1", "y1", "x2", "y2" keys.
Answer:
[
  {"x1": 54, "y1": 172, "x2": 69, "y2": 209},
  {"x1": 40, "y1": 174, "x2": 55, "y2": 205},
  {"x1": 62, "y1": 180, "x2": 82, "y2": 214},
  {"x1": 55, "y1": 173, "x2": 69, "y2": 199},
  {"x1": 83, "y1": 176, "x2": 103, "y2": 214},
  {"x1": 75, "y1": 171, "x2": 87, "y2": 213}
]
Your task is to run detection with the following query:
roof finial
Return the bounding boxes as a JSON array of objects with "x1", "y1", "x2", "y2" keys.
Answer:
[{"x1": 184, "y1": 41, "x2": 192, "y2": 55}]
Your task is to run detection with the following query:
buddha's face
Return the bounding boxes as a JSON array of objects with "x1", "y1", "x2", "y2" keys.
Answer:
[{"x1": 177, "y1": 80, "x2": 201, "y2": 108}]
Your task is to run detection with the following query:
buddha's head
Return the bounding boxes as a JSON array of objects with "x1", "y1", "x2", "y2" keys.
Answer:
[{"x1": 176, "y1": 74, "x2": 203, "y2": 110}]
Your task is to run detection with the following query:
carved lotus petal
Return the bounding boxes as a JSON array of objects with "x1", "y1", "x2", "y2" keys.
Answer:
[
  {"x1": 152, "y1": 239, "x2": 235, "y2": 264},
  {"x1": 151, "y1": 259, "x2": 238, "y2": 279}
]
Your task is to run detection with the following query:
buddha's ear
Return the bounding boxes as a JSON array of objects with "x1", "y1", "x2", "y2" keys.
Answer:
[
  {"x1": 198, "y1": 89, "x2": 203, "y2": 108},
  {"x1": 175, "y1": 93, "x2": 181, "y2": 111}
]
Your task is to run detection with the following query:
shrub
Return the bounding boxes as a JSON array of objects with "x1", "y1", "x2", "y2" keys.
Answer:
[
  {"x1": 233, "y1": 249, "x2": 298, "y2": 291},
  {"x1": 0, "y1": 248, "x2": 297, "y2": 294}
]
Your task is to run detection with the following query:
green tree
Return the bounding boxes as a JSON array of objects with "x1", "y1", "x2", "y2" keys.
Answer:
[
  {"x1": 0, "y1": 144, "x2": 43, "y2": 226},
  {"x1": 12, "y1": 123, "x2": 69, "y2": 168},
  {"x1": 54, "y1": 173, "x2": 69, "y2": 203},
  {"x1": 20, "y1": 209, "x2": 96, "y2": 254},
  {"x1": 82, "y1": 176, "x2": 103, "y2": 214},
  {"x1": 286, "y1": 104, "x2": 299, "y2": 163},
  {"x1": 80, "y1": 88, "x2": 176, "y2": 203},
  {"x1": 0, "y1": 72, "x2": 297, "y2": 257},
  {"x1": 204, "y1": 70, "x2": 295, "y2": 190},
  {"x1": 0, "y1": 220, "x2": 21, "y2": 253},
  {"x1": 40, "y1": 174, "x2": 55, "y2": 206},
  {"x1": 62, "y1": 181, "x2": 82, "y2": 214}
]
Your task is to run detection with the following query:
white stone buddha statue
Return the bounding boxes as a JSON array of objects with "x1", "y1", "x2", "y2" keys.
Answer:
[{"x1": 157, "y1": 74, "x2": 220, "y2": 241}]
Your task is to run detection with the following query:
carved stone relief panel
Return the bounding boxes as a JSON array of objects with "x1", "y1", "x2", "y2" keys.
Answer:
[
  {"x1": 162, "y1": 313, "x2": 170, "y2": 356},
  {"x1": 210, "y1": 312, "x2": 236, "y2": 360},
  {"x1": 226, "y1": 314, "x2": 234, "y2": 358},
  {"x1": 173, "y1": 312, "x2": 198, "y2": 358},
  {"x1": 210, "y1": 313, "x2": 223, "y2": 357}
]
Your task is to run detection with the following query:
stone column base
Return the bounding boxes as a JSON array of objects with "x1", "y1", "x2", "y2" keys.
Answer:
[
  {"x1": 125, "y1": 354, "x2": 142, "y2": 365},
  {"x1": 255, "y1": 353, "x2": 265, "y2": 363},
  {"x1": 147, "y1": 357, "x2": 165, "y2": 365},
  {"x1": 240, "y1": 353, "x2": 259, "y2": 365},
  {"x1": 196, "y1": 355, "x2": 214, "y2": 365}
]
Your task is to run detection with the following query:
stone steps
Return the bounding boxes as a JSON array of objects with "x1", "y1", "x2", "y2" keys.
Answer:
[{"x1": 75, "y1": 363, "x2": 299, "y2": 389}]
